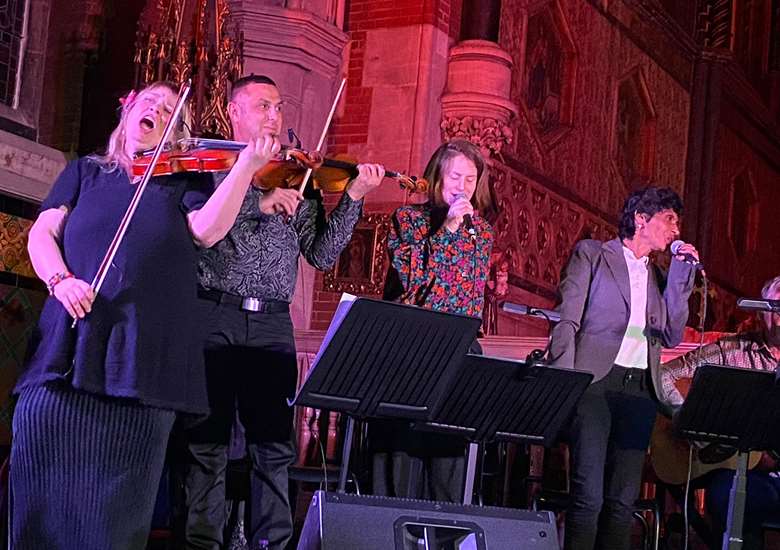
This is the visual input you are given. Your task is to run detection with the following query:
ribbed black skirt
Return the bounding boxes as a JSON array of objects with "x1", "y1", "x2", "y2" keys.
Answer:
[{"x1": 10, "y1": 384, "x2": 176, "y2": 550}]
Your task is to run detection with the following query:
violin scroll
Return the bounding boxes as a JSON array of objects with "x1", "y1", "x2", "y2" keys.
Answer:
[{"x1": 395, "y1": 175, "x2": 428, "y2": 194}]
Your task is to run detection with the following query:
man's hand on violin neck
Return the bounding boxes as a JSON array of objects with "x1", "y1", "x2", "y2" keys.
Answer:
[
  {"x1": 259, "y1": 187, "x2": 303, "y2": 216},
  {"x1": 236, "y1": 135, "x2": 282, "y2": 173},
  {"x1": 346, "y1": 163, "x2": 385, "y2": 201}
]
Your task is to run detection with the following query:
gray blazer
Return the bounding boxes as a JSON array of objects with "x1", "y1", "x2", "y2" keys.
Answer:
[{"x1": 549, "y1": 238, "x2": 696, "y2": 392}]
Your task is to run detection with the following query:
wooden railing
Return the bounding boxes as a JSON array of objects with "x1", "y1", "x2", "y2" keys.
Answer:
[{"x1": 291, "y1": 330, "x2": 701, "y2": 466}]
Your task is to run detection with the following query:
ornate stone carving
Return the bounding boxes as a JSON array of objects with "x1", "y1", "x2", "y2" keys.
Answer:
[
  {"x1": 322, "y1": 213, "x2": 392, "y2": 296},
  {"x1": 484, "y1": 248, "x2": 511, "y2": 336},
  {"x1": 133, "y1": 0, "x2": 242, "y2": 138},
  {"x1": 696, "y1": 0, "x2": 733, "y2": 50},
  {"x1": 441, "y1": 39, "x2": 518, "y2": 156},
  {"x1": 0, "y1": 135, "x2": 68, "y2": 202},
  {"x1": 440, "y1": 115, "x2": 513, "y2": 157},
  {"x1": 771, "y1": 1, "x2": 780, "y2": 71},
  {"x1": 0, "y1": 213, "x2": 33, "y2": 277},
  {"x1": 610, "y1": 67, "x2": 657, "y2": 189},
  {"x1": 504, "y1": 0, "x2": 578, "y2": 151},
  {"x1": 490, "y1": 161, "x2": 615, "y2": 296}
]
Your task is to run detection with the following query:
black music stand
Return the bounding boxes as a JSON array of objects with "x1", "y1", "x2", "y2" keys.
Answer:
[
  {"x1": 415, "y1": 354, "x2": 593, "y2": 503},
  {"x1": 290, "y1": 296, "x2": 483, "y2": 492},
  {"x1": 674, "y1": 364, "x2": 780, "y2": 550}
]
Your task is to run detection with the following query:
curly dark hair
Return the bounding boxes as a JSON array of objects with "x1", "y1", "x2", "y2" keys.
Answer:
[
  {"x1": 618, "y1": 186, "x2": 683, "y2": 240},
  {"x1": 230, "y1": 74, "x2": 277, "y2": 100}
]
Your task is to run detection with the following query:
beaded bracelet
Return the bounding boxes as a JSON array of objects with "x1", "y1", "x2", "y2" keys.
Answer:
[{"x1": 46, "y1": 271, "x2": 74, "y2": 295}]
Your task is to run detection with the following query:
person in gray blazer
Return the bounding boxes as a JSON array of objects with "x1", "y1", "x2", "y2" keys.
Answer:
[{"x1": 549, "y1": 186, "x2": 699, "y2": 550}]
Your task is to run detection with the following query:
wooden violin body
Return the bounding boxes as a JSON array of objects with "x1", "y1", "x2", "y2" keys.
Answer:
[{"x1": 133, "y1": 138, "x2": 428, "y2": 193}]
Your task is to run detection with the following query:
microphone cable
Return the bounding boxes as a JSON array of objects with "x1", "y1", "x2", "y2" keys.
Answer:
[
  {"x1": 468, "y1": 218, "x2": 479, "y2": 317},
  {"x1": 696, "y1": 272, "x2": 708, "y2": 366},
  {"x1": 683, "y1": 444, "x2": 693, "y2": 550},
  {"x1": 681, "y1": 256, "x2": 708, "y2": 550}
]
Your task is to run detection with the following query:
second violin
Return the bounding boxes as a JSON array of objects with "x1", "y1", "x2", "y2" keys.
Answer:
[{"x1": 133, "y1": 137, "x2": 428, "y2": 194}]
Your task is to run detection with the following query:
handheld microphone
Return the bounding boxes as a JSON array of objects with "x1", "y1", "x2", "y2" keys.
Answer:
[
  {"x1": 287, "y1": 127, "x2": 302, "y2": 148},
  {"x1": 670, "y1": 240, "x2": 705, "y2": 274},
  {"x1": 454, "y1": 193, "x2": 476, "y2": 239},
  {"x1": 736, "y1": 298, "x2": 780, "y2": 313},
  {"x1": 501, "y1": 302, "x2": 561, "y2": 323}
]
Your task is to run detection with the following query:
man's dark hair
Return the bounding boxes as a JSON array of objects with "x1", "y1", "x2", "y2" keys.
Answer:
[
  {"x1": 230, "y1": 74, "x2": 277, "y2": 100},
  {"x1": 618, "y1": 186, "x2": 683, "y2": 240}
]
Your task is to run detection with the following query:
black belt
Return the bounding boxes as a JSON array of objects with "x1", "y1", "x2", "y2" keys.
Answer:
[{"x1": 198, "y1": 288, "x2": 289, "y2": 313}]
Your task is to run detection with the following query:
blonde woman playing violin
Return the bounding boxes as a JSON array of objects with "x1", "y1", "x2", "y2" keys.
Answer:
[{"x1": 11, "y1": 80, "x2": 279, "y2": 550}]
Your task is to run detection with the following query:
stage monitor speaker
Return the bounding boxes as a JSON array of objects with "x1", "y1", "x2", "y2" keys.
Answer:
[{"x1": 297, "y1": 491, "x2": 559, "y2": 550}]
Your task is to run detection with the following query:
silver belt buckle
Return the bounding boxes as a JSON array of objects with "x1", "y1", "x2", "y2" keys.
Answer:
[{"x1": 241, "y1": 297, "x2": 262, "y2": 312}]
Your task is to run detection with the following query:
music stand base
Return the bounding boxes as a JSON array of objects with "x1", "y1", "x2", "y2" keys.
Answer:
[
  {"x1": 723, "y1": 452, "x2": 748, "y2": 550},
  {"x1": 337, "y1": 417, "x2": 356, "y2": 493},
  {"x1": 463, "y1": 442, "x2": 479, "y2": 505}
]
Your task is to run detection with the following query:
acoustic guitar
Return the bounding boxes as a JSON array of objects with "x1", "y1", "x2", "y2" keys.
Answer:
[{"x1": 649, "y1": 413, "x2": 762, "y2": 485}]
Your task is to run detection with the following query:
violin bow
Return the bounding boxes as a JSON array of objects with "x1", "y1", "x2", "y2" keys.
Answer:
[
  {"x1": 296, "y1": 77, "x2": 347, "y2": 195},
  {"x1": 73, "y1": 80, "x2": 192, "y2": 328}
]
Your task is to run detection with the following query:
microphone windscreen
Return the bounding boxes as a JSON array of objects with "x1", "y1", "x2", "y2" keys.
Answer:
[{"x1": 670, "y1": 240, "x2": 685, "y2": 255}]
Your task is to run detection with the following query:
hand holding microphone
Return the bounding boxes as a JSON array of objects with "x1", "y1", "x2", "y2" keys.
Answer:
[
  {"x1": 670, "y1": 239, "x2": 705, "y2": 276},
  {"x1": 446, "y1": 193, "x2": 475, "y2": 238}
]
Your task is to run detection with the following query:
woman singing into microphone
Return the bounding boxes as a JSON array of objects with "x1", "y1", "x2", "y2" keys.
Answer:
[
  {"x1": 373, "y1": 139, "x2": 495, "y2": 502},
  {"x1": 383, "y1": 139, "x2": 494, "y2": 315}
]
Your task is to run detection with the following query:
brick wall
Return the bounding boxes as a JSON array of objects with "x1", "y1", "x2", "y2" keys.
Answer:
[
  {"x1": 313, "y1": 0, "x2": 456, "y2": 330},
  {"x1": 328, "y1": 0, "x2": 453, "y2": 154}
]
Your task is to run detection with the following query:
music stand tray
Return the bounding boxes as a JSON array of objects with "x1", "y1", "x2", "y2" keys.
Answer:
[
  {"x1": 675, "y1": 364, "x2": 777, "y2": 449},
  {"x1": 290, "y1": 296, "x2": 482, "y2": 420},
  {"x1": 417, "y1": 354, "x2": 593, "y2": 446},
  {"x1": 415, "y1": 354, "x2": 592, "y2": 503},
  {"x1": 675, "y1": 364, "x2": 780, "y2": 550},
  {"x1": 290, "y1": 296, "x2": 482, "y2": 492}
]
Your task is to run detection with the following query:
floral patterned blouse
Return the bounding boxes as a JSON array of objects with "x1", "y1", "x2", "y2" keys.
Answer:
[{"x1": 384, "y1": 204, "x2": 493, "y2": 317}]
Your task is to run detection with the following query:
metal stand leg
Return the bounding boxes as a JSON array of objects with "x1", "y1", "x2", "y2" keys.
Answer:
[
  {"x1": 337, "y1": 416, "x2": 356, "y2": 494},
  {"x1": 723, "y1": 452, "x2": 749, "y2": 550},
  {"x1": 462, "y1": 442, "x2": 479, "y2": 505}
]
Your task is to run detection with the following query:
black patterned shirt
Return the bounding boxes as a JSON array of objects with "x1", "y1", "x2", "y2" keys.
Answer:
[{"x1": 198, "y1": 177, "x2": 363, "y2": 301}]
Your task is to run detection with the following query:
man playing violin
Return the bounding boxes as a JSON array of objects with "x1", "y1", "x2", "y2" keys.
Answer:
[{"x1": 181, "y1": 74, "x2": 384, "y2": 550}]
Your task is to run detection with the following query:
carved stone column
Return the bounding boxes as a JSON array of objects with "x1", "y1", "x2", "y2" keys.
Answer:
[
  {"x1": 683, "y1": 0, "x2": 734, "y2": 258},
  {"x1": 229, "y1": 1, "x2": 348, "y2": 153},
  {"x1": 440, "y1": 41, "x2": 517, "y2": 157},
  {"x1": 442, "y1": 0, "x2": 517, "y2": 337},
  {"x1": 441, "y1": 0, "x2": 517, "y2": 157},
  {"x1": 683, "y1": 51, "x2": 729, "y2": 256}
]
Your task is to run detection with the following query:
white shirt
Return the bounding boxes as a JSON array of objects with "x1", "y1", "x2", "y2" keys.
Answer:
[{"x1": 614, "y1": 245, "x2": 650, "y2": 369}]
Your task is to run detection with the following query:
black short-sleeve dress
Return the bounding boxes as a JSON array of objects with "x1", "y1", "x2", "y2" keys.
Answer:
[{"x1": 15, "y1": 157, "x2": 213, "y2": 415}]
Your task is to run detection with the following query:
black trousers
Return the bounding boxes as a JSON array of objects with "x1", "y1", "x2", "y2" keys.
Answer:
[
  {"x1": 182, "y1": 300, "x2": 298, "y2": 550},
  {"x1": 564, "y1": 365, "x2": 657, "y2": 550}
]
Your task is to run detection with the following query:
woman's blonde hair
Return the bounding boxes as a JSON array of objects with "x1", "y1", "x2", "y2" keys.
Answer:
[
  {"x1": 423, "y1": 139, "x2": 495, "y2": 219},
  {"x1": 90, "y1": 81, "x2": 191, "y2": 173}
]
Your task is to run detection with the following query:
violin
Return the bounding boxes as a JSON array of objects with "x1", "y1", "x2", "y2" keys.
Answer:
[{"x1": 133, "y1": 138, "x2": 428, "y2": 194}]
